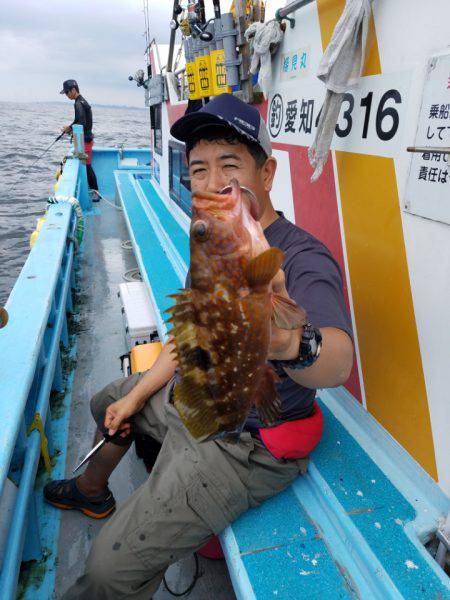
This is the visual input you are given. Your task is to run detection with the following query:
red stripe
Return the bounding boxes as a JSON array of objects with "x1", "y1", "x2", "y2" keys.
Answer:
[
  {"x1": 272, "y1": 142, "x2": 362, "y2": 402},
  {"x1": 166, "y1": 101, "x2": 188, "y2": 128}
]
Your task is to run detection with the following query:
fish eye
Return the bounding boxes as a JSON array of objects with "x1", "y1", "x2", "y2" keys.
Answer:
[{"x1": 192, "y1": 220, "x2": 210, "y2": 242}]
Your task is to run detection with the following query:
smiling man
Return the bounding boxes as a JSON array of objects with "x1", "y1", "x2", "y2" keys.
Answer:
[{"x1": 46, "y1": 94, "x2": 353, "y2": 599}]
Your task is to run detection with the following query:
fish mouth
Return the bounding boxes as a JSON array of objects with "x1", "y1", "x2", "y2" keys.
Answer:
[{"x1": 219, "y1": 181, "x2": 261, "y2": 221}]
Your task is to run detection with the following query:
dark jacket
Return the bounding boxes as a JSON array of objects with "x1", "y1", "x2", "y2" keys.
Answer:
[{"x1": 71, "y1": 95, "x2": 93, "y2": 142}]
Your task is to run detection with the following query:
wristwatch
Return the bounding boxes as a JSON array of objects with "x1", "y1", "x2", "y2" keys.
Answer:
[{"x1": 272, "y1": 323, "x2": 322, "y2": 372}]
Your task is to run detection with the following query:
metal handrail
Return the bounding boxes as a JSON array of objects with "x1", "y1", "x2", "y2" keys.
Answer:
[
  {"x1": 278, "y1": 0, "x2": 316, "y2": 19},
  {"x1": 0, "y1": 211, "x2": 76, "y2": 597}
]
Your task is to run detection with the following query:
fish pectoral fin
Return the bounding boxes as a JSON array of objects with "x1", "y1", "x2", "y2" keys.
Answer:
[
  {"x1": 253, "y1": 366, "x2": 281, "y2": 426},
  {"x1": 272, "y1": 294, "x2": 308, "y2": 330},
  {"x1": 245, "y1": 248, "x2": 284, "y2": 288}
]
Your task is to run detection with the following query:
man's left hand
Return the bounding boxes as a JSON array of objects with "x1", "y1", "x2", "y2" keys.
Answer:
[
  {"x1": 62, "y1": 125, "x2": 71, "y2": 134},
  {"x1": 268, "y1": 269, "x2": 302, "y2": 361}
]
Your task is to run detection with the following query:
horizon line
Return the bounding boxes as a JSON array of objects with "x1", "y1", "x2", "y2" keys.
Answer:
[{"x1": 0, "y1": 99, "x2": 147, "y2": 110}]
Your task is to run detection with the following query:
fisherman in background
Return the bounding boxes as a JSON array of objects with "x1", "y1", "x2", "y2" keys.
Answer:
[{"x1": 60, "y1": 79, "x2": 100, "y2": 202}]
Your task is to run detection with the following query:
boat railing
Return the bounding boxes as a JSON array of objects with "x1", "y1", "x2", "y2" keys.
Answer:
[{"x1": 0, "y1": 125, "x2": 87, "y2": 598}]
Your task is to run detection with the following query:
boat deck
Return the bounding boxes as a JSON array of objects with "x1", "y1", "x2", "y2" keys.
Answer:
[{"x1": 53, "y1": 187, "x2": 235, "y2": 597}]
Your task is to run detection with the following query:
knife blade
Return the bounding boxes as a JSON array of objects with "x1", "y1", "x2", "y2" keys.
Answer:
[{"x1": 73, "y1": 430, "x2": 126, "y2": 474}]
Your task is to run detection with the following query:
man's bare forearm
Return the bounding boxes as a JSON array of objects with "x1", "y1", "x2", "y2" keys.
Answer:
[
  {"x1": 284, "y1": 327, "x2": 353, "y2": 389},
  {"x1": 125, "y1": 339, "x2": 177, "y2": 410}
]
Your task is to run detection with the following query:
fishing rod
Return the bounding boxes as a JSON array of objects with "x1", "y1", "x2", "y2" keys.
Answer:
[
  {"x1": 4, "y1": 131, "x2": 67, "y2": 195},
  {"x1": 28, "y1": 131, "x2": 67, "y2": 170}
]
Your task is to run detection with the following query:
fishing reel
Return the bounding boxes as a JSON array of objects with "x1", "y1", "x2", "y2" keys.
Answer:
[
  {"x1": 128, "y1": 69, "x2": 146, "y2": 87},
  {"x1": 170, "y1": 1, "x2": 213, "y2": 41},
  {"x1": 170, "y1": 2, "x2": 183, "y2": 30},
  {"x1": 191, "y1": 19, "x2": 214, "y2": 41}
]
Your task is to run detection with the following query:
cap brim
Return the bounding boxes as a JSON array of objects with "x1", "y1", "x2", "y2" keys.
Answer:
[
  {"x1": 59, "y1": 90, "x2": 66, "y2": 94},
  {"x1": 170, "y1": 111, "x2": 232, "y2": 142}
]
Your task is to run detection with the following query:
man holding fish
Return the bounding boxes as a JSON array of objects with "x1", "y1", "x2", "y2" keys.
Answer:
[{"x1": 46, "y1": 94, "x2": 354, "y2": 599}]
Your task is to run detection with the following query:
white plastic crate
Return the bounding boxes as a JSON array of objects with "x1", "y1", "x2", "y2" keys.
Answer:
[{"x1": 118, "y1": 282, "x2": 159, "y2": 350}]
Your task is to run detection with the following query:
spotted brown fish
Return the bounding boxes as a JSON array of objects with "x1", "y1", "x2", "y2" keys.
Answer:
[{"x1": 167, "y1": 179, "x2": 306, "y2": 441}]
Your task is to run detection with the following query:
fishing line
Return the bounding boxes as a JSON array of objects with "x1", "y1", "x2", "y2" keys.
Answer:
[{"x1": 4, "y1": 131, "x2": 67, "y2": 199}]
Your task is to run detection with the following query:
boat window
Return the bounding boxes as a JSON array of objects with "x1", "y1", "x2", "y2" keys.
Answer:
[
  {"x1": 169, "y1": 141, "x2": 191, "y2": 217},
  {"x1": 150, "y1": 103, "x2": 162, "y2": 156}
]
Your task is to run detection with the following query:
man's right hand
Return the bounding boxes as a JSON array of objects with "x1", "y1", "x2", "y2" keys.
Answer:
[{"x1": 104, "y1": 395, "x2": 141, "y2": 437}]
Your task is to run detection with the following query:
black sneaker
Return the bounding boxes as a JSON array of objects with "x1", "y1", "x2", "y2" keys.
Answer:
[
  {"x1": 44, "y1": 477, "x2": 115, "y2": 519},
  {"x1": 90, "y1": 190, "x2": 101, "y2": 202}
]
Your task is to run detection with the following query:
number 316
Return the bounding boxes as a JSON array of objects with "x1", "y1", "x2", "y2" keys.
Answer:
[{"x1": 335, "y1": 89, "x2": 402, "y2": 141}]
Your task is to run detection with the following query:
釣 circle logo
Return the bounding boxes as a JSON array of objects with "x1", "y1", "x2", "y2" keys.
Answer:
[{"x1": 269, "y1": 94, "x2": 283, "y2": 138}]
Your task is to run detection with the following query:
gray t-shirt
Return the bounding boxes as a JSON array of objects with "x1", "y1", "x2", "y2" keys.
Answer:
[
  {"x1": 246, "y1": 213, "x2": 353, "y2": 429},
  {"x1": 185, "y1": 212, "x2": 353, "y2": 429}
]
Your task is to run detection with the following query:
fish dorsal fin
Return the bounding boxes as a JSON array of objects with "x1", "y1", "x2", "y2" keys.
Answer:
[
  {"x1": 245, "y1": 248, "x2": 284, "y2": 288},
  {"x1": 272, "y1": 294, "x2": 308, "y2": 330}
]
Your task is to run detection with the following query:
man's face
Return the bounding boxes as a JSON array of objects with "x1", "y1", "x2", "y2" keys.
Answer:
[
  {"x1": 188, "y1": 138, "x2": 268, "y2": 204},
  {"x1": 66, "y1": 88, "x2": 77, "y2": 100}
]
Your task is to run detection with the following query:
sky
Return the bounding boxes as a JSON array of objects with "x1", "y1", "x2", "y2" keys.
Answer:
[
  {"x1": 0, "y1": 0, "x2": 283, "y2": 107},
  {"x1": 0, "y1": 0, "x2": 176, "y2": 107}
]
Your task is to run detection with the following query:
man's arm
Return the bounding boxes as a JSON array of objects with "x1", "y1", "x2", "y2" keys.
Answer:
[
  {"x1": 269, "y1": 325, "x2": 353, "y2": 388},
  {"x1": 268, "y1": 266, "x2": 354, "y2": 389},
  {"x1": 125, "y1": 338, "x2": 177, "y2": 410},
  {"x1": 104, "y1": 338, "x2": 177, "y2": 433}
]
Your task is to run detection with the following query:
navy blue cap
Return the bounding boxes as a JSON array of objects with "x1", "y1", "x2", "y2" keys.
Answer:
[
  {"x1": 170, "y1": 94, "x2": 272, "y2": 156},
  {"x1": 60, "y1": 79, "x2": 78, "y2": 94}
]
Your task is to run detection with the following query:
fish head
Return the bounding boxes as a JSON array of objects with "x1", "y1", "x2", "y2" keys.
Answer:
[{"x1": 190, "y1": 179, "x2": 261, "y2": 289}]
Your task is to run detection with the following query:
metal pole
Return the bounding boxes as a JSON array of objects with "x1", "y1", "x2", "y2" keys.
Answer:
[
  {"x1": 407, "y1": 146, "x2": 450, "y2": 154},
  {"x1": 167, "y1": 0, "x2": 180, "y2": 73},
  {"x1": 278, "y1": 0, "x2": 315, "y2": 19}
]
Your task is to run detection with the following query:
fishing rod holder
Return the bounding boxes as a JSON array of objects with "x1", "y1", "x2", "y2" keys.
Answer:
[{"x1": 220, "y1": 12, "x2": 240, "y2": 88}]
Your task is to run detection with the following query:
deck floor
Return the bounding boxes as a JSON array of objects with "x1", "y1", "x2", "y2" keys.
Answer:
[{"x1": 55, "y1": 197, "x2": 235, "y2": 598}]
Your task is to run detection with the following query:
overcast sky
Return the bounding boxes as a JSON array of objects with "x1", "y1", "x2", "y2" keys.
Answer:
[
  {"x1": 0, "y1": 0, "x2": 177, "y2": 107},
  {"x1": 0, "y1": 1, "x2": 283, "y2": 107}
]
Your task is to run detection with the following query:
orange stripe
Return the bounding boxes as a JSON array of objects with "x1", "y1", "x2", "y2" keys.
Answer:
[{"x1": 316, "y1": 0, "x2": 437, "y2": 478}]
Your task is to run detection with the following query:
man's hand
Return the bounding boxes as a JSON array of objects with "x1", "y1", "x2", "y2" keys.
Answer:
[
  {"x1": 62, "y1": 125, "x2": 71, "y2": 134},
  {"x1": 104, "y1": 395, "x2": 142, "y2": 437},
  {"x1": 268, "y1": 269, "x2": 302, "y2": 361}
]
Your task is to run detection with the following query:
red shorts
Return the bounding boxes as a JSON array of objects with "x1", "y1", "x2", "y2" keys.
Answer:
[
  {"x1": 259, "y1": 401, "x2": 324, "y2": 460},
  {"x1": 84, "y1": 140, "x2": 94, "y2": 165}
]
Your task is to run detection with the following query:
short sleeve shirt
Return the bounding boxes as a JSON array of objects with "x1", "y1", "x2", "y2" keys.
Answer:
[{"x1": 245, "y1": 213, "x2": 353, "y2": 429}]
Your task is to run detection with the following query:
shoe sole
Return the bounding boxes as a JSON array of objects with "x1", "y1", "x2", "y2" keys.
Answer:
[{"x1": 47, "y1": 499, "x2": 115, "y2": 519}]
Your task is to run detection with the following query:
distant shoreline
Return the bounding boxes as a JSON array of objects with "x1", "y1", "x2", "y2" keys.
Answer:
[{"x1": 0, "y1": 100, "x2": 146, "y2": 110}]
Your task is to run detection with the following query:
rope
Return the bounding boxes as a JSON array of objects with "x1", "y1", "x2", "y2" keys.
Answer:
[
  {"x1": 163, "y1": 553, "x2": 202, "y2": 597},
  {"x1": 28, "y1": 412, "x2": 52, "y2": 475},
  {"x1": 123, "y1": 268, "x2": 142, "y2": 282},
  {"x1": 47, "y1": 194, "x2": 84, "y2": 246},
  {"x1": 95, "y1": 191, "x2": 123, "y2": 211}
]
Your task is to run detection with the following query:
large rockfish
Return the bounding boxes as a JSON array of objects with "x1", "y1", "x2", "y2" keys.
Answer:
[{"x1": 167, "y1": 179, "x2": 306, "y2": 441}]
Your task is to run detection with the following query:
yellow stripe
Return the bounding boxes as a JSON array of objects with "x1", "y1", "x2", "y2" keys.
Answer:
[{"x1": 316, "y1": 0, "x2": 437, "y2": 478}]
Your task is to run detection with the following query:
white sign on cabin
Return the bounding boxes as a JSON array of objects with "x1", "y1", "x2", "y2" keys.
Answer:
[
  {"x1": 268, "y1": 71, "x2": 411, "y2": 157},
  {"x1": 404, "y1": 53, "x2": 450, "y2": 224},
  {"x1": 280, "y1": 46, "x2": 311, "y2": 81}
]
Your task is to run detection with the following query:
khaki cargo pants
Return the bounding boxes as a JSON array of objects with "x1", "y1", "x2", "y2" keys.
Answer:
[{"x1": 63, "y1": 374, "x2": 308, "y2": 599}]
